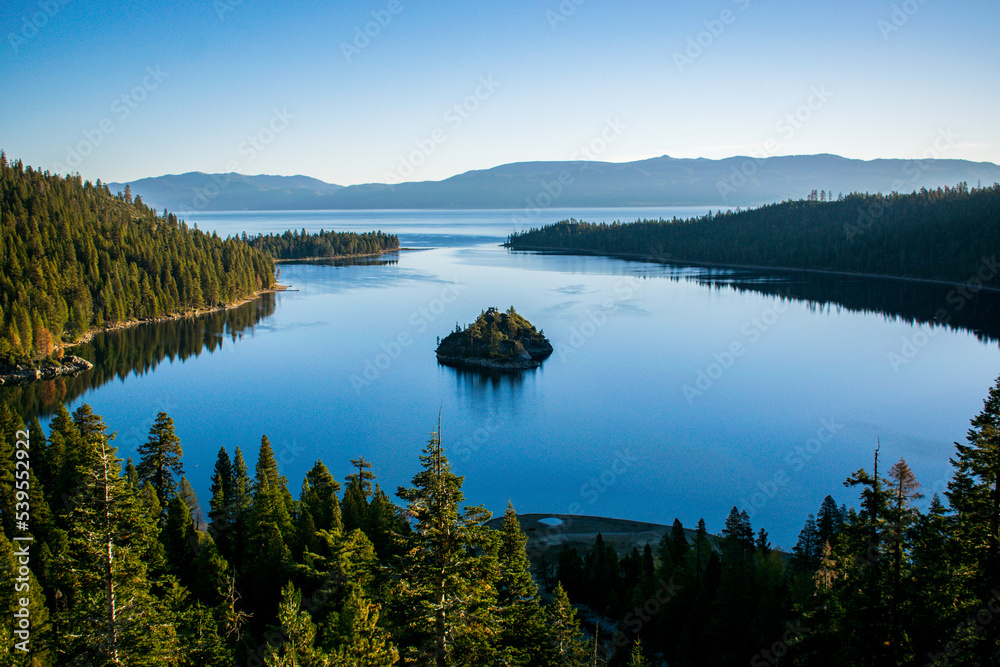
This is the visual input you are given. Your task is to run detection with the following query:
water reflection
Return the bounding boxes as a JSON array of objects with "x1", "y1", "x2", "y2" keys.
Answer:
[
  {"x1": 446, "y1": 365, "x2": 533, "y2": 392},
  {"x1": 284, "y1": 254, "x2": 400, "y2": 267},
  {"x1": 695, "y1": 270, "x2": 1000, "y2": 345},
  {"x1": 0, "y1": 294, "x2": 277, "y2": 417},
  {"x1": 508, "y1": 249, "x2": 1000, "y2": 345}
]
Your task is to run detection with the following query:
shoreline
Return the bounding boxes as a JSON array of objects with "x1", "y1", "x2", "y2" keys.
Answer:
[
  {"x1": 436, "y1": 355, "x2": 543, "y2": 371},
  {"x1": 272, "y1": 248, "x2": 408, "y2": 263},
  {"x1": 63, "y1": 284, "x2": 289, "y2": 349},
  {"x1": 505, "y1": 244, "x2": 1000, "y2": 294},
  {"x1": 0, "y1": 285, "x2": 288, "y2": 386}
]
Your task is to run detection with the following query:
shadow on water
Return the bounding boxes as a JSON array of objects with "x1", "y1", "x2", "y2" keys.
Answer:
[
  {"x1": 513, "y1": 249, "x2": 1000, "y2": 345},
  {"x1": 0, "y1": 293, "x2": 277, "y2": 418},
  {"x1": 288, "y1": 254, "x2": 400, "y2": 267},
  {"x1": 445, "y1": 364, "x2": 533, "y2": 392},
  {"x1": 690, "y1": 270, "x2": 1000, "y2": 345}
]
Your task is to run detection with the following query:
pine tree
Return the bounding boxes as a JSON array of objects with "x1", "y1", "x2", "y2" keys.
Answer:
[
  {"x1": 254, "y1": 435, "x2": 294, "y2": 536},
  {"x1": 946, "y1": 374, "x2": 1000, "y2": 662},
  {"x1": 302, "y1": 460, "x2": 342, "y2": 533},
  {"x1": 163, "y1": 492, "x2": 197, "y2": 582},
  {"x1": 192, "y1": 532, "x2": 230, "y2": 606},
  {"x1": 394, "y1": 422, "x2": 495, "y2": 667},
  {"x1": 811, "y1": 447, "x2": 895, "y2": 666},
  {"x1": 365, "y1": 484, "x2": 400, "y2": 558},
  {"x1": 264, "y1": 583, "x2": 330, "y2": 667},
  {"x1": 136, "y1": 411, "x2": 184, "y2": 508},
  {"x1": 541, "y1": 582, "x2": 587, "y2": 666},
  {"x1": 327, "y1": 587, "x2": 399, "y2": 666},
  {"x1": 627, "y1": 638, "x2": 651, "y2": 667},
  {"x1": 178, "y1": 476, "x2": 202, "y2": 530},
  {"x1": 234, "y1": 448, "x2": 291, "y2": 626},
  {"x1": 907, "y1": 494, "x2": 958, "y2": 663},
  {"x1": 669, "y1": 517, "x2": 690, "y2": 568},
  {"x1": 755, "y1": 527, "x2": 771, "y2": 555},
  {"x1": 693, "y1": 518, "x2": 710, "y2": 590},
  {"x1": 886, "y1": 457, "x2": 922, "y2": 654},
  {"x1": 346, "y1": 456, "x2": 375, "y2": 499},
  {"x1": 816, "y1": 494, "x2": 845, "y2": 548},
  {"x1": 208, "y1": 447, "x2": 234, "y2": 546},
  {"x1": 161, "y1": 576, "x2": 232, "y2": 666},
  {"x1": 495, "y1": 502, "x2": 547, "y2": 665},
  {"x1": 57, "y1": 409, "x2": 173, "y2": 665},
  {"x1": 712, "y1": 508, "x2": 757, "y2": 663},
  {"x1": 792, "y1": 514, "x2": 821, "y2": 572},
  {"x1": 341, "y1": 477, "x2": 369, "y2": 535},
  {"x1": 229, "y1": 446, "x2": 253, "y2": 570}
]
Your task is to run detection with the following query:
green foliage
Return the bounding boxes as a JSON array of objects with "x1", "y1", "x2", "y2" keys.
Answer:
[
  {"x1": 435, "y1": 306, "x2": 552, "y2": 364},
  {"x1": 244, "y1": 229, "x2": 399, "y2": 261},
  {"x1": 0, "y1": 158, "x2": 275, "y2": 360},
  {"x1": 393, "y1": 424, "x2": 496, "y2": 666},
  {"x1": 542, "y1": 582, "x2": 588, "y2": 666},
  {"x1": 137, "y1": 411, "x2": 184, "y2": 507},
  {"x1": 508, "y1": 183, "x2": 1000, "y2": 287},
  {"x1": 326, "y1": 587, "x2": 399, "y2": 666},
  {"x1": 55, "y1": 407, "x2": 174, "y2": 665},
  {"x1": 494, "y1": 503, "x2": 548, "y2": 665}
]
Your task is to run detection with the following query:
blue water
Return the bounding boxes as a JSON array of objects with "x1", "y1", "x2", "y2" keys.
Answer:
[{"x1": 19, "y1": 209, "x2": 1000, "y2": 549}]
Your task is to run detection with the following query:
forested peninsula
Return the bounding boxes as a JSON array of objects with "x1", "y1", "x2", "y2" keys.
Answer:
[
  {"x1": 243, "y1": 229, "x2": 400, "y2": 262},
  {"x1": 2, "y1": 375, "x2": 1000, "y2": 665},
  {"x1": 0, "y1": 156, "x2": 275, "y2": 368},
  {"x1": 507, "y1": 183, "x2": 1000, "y2": 288}
]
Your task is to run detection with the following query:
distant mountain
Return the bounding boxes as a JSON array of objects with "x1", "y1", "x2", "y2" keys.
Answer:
[
  {"x1": 111, "y1": 154, "x2": 1000, "y2": 212},
  {"x1": 106, "y1": 172, "x2": 344, "y2": 212}
]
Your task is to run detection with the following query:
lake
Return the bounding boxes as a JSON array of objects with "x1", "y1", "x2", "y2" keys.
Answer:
[{"x1": 10, "y1": 208, "x2": 1000, "y2": 549}]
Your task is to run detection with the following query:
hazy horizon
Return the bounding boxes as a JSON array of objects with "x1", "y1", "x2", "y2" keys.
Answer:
[{"x1": 104, "y1": 151, "x2": 1000, "y2": 188}]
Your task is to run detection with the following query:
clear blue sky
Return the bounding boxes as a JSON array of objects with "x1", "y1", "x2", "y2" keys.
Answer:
[{"x1": 1, "y1": 0, "x2": 997, "y2": 185}]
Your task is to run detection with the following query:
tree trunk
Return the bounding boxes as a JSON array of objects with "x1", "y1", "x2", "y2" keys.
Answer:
[{"x1": 101, "y1": 445, "x2": 120, "y2": 665}]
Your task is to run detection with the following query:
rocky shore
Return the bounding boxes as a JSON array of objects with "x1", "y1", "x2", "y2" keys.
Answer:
[
  {"x1": 0, "y1": 355, "x2": 94, "y2": 386},
  {"x1": 435, "y1": 353, "x2": 549, "y2": 371}
]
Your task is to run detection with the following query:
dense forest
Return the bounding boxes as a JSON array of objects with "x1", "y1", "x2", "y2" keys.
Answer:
[
  {"x1": 507, "y1": 183, "x2": 1000, "y2": 288},
  {"x1": 242, "y1": 230, "x2": 399, "y2": 261},
  {"x1": 0, "y1": 156, "x2": 275, "y2": 363},
  {"x1": 2, "y1": 375, "x2": 1000, "y2": 665}
]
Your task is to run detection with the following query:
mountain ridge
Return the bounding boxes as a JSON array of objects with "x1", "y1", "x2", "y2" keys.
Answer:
[{"x1": 107, "y1": 153, "x2": 1000, "y2": 212}]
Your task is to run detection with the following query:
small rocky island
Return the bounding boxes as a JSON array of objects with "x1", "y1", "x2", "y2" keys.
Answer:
[{"x1": 436, "y1": 306, "x2": 553, "y2": 371}]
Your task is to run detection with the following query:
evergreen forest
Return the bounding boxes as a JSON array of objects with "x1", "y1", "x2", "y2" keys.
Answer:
[
  {"x1": 242, "y1": 230, "x2": 399, "y2": 261},
  {"x1": 0, "y1": 156, "x2": 275, "y2": 363},
  {"x1": 507, "y1": 183, "x2": 1000, "y2": 288}
]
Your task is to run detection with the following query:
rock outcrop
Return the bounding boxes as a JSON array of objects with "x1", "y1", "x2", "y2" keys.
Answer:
[
  {"x1": 0, "y1": 355, "x2": 94, "y2": 385},
  {"x1": 436, "y1": 307, "x2": 552, "y2": 371}
]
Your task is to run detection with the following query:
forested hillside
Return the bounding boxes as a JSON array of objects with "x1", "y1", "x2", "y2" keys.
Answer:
[
  {"x1": 508, "y1": 183, "x2": 1000, "y2": 287},
  {"x1": 2, "y1": 375, "x2": 1000, "y2": 665},
  {"x1": 0, "y1": 156, "x2": 275, "y2": 362},
  {"x1": 243, "y1": 229, "x2": 399, "y2": 261}
]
